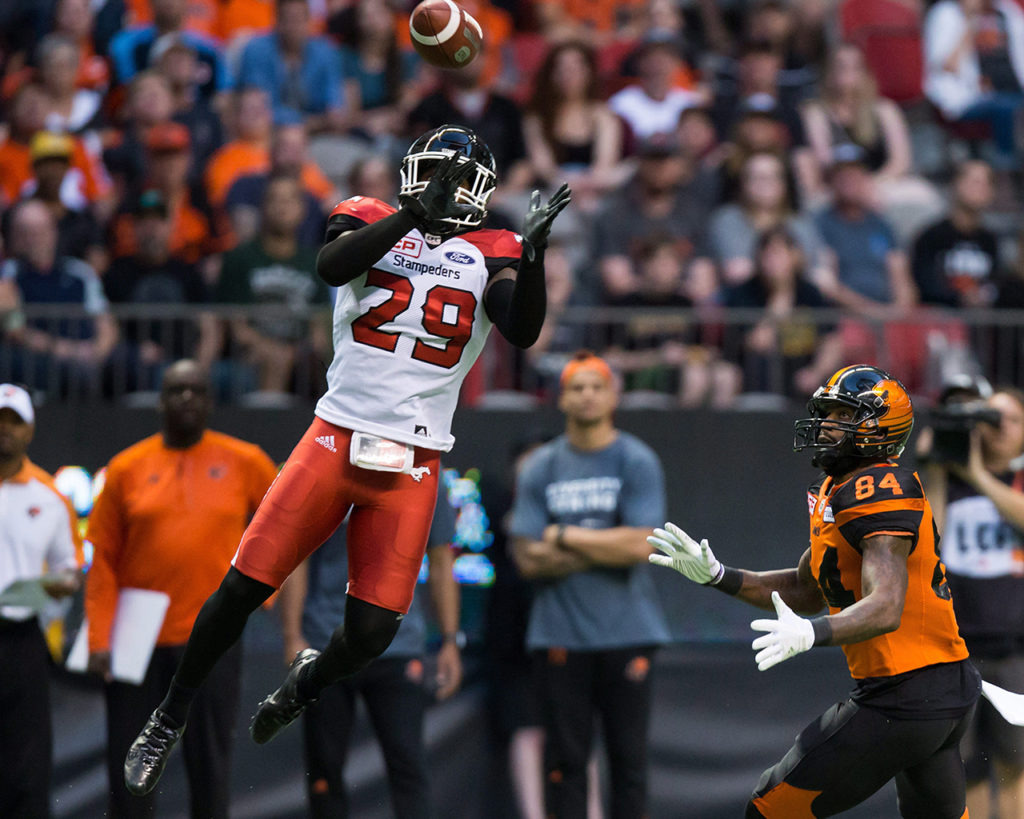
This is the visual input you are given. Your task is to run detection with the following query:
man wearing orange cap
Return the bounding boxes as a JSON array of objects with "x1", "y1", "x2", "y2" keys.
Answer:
[{"x1": 509, "y1": 350, "x2": 670, "y2": 819}]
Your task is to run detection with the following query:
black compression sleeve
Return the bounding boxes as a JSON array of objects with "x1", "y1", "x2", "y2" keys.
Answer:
[
  {"x1": 484, "y1": 249, "x2": 547, "y2": 348},
  {"x1": 316, "y1": 208, "x2": 419, "y2": 286}
]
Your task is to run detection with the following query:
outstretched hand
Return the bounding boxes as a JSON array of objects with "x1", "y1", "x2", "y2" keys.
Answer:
[
  {"x1": 750, "y1": 591, "x2": 816, "y2": 671},
  {"x1": 647, "y1": 521, "x2": 722, "y2": 585},
  {"x1": 406, "y1": 151, "x2": 476, "y2": 227},
  {"x1": 520, "y1": 183, "x2": 572, "y2": 262}
]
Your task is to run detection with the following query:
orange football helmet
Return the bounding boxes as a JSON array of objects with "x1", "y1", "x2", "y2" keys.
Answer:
[{"x1": 793, "y1": 365, "x2": 914, "y2": 460}]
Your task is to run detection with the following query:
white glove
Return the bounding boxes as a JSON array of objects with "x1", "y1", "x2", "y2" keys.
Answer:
[
  {"x1": 750, "y1": 591, "x2": 816, "y2": 671},
  {"x1": 647, "y1": 522, "x2": 723, "y2": 585}
]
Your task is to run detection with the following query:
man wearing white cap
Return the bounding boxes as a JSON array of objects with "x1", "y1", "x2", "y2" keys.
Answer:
[{"x1": 0, "y1": 383, "x2": 83, "y2": 817}]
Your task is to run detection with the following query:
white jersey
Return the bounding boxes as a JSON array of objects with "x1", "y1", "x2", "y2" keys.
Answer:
[
  {"x1": 0, "y1": 459, "x2": 82, "y2": 621},
  {"x1": 315, "y1": 196, "x2": 522, "y2": 451}
]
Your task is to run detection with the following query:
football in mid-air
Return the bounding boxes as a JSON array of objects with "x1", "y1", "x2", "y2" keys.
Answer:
[{"x1": 409, "y1": 0, "x2": 483, "y2": 70}]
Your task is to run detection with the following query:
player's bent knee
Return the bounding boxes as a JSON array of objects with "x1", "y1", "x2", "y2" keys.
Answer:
[
  {"x1": 342, "y1": 595, "x2": 403, "y2": 661},
  {"x1": 218, "y1": 566, "x2": 275, "y2": 611}
]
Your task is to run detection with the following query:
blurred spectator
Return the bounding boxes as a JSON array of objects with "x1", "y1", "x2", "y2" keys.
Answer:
[
  {"x1": 150, "y1": 34, "x2": 226, "y2": 181},
  {"x1": 924, "y1": 0, "x2": 1024, "y2": 170},
  {"x1": 205, "y1": 88, "x2": 333, "y2": 212},
  {"x1": 802, "y1": 42, "x2": 944, "y2": 231},
  {"x1": 814, "y1": 144, "x2": 917, "y2": 319},
  {"x1": 591, "y1": 134, "x2": 715, "y2": 305},
  {"x1": 0, "y1": 200, "x2": 118, "y2": 397},
  {"x1": 104, "y1": 189, "x2": 220, "y2": 388},
  {"x1": 0, "y1": 84, "x2": 112, "y2": 217},
  {"x1": 331, "y1": 0, "x2": 423, "y2": 145},
  {"x1": 608, "y1": 31, "x2": 706, "y2": 142},
  {"x1": 52, "y1": 0, "x2": 111, "y2": 91},
  {"x1": 605, "y1": 235, "x2": 741, "y2": 407},
  {"x1": 108, "y1": 0, "x2": 230, "y2": 103},
  {"x1": 236, "y1": 0, "x2": 347, "y2": 132},
  {"x1": 675, "y1": 104, "x2": 726, "y2": 183},
  {"x1": 103, "y1": 71, "x2": 177, "y2": 203},
  {"x1": 717, "y1": 93, "x2": 808, "y2": 204},
  {"x1": 710, "y1": 39, "x2": 807, "y2": 143},
  {"x1": 110, "y1": 122, "x2": 229, "y2": 276},
  {"x1": 523, "y1": 41, "x2": 627, "y2": 213},
  {"x1": 2, "y1": 131, "x2": 106, "y2": 272},
  {"x1": 406, "y1": 51, "x2": 532, "y2": 194},
  {"x1": 533, "y1": 0, "x2": 647, "y2": 48},
  {"x1": 0, "y1": 0, "x2": 111, "y2": 98},
  {"x1": 215, "y1": 174, "x2": 330, "y2": 396},
  {"x1": 37, "y1": 33, "x2": 104, "y2": 139},
  {"x1": 912, "y1": 160, "x2": 1001, "y2": 309},
  {"x1": 701, "y1": 0, "x2": 821, "y2": 99},
  {"x1": 225, "y1": 122, "x2": 333, "y2": 247},
  {"x1": 723, "y1": 226, "x2": 843, "y2": 398},
  {"x1": 707, "y1": 149, "x2": 823, "y2": 287}
]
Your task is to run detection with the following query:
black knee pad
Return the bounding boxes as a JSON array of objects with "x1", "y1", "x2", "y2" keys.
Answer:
[
  {"x1": 218, "y1": 566, "x2": 275, "y2": 612},
  {"x1": 340, "y1": 595, "x2": 403, "y2": 663}
]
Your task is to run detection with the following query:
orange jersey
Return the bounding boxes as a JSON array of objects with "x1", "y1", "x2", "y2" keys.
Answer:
[
  {"x1": 0, "y1": 136, "x2": 111, "y2": 207},
  {"x1": 808, "y1": 462, "x2": 968, "y2": 679},
  {"x1": 204, "y1": 140, "x2": 268, "y2": 206},
  {"x1": 85, "y1": 431, "x2": 278, "y2": 652}
]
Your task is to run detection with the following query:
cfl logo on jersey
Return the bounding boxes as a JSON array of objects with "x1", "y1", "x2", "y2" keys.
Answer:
[
  {"x1": 392, "y1": 237, "x2": 423, "y2": 258},
  {"x1": 444, "y1": 251, "x2": 474, "y2": 265},
  {"x1": 823, "y1": 505, "x2": 834, "y2": 523}
]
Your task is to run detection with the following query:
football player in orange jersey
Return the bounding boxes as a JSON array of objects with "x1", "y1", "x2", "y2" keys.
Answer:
[
  {"x1": 122, "y1": 125, "x2": 571, "y2": 799},
  {"x1": 649, "y1": 364, "x2": 980, "y2": 819}
]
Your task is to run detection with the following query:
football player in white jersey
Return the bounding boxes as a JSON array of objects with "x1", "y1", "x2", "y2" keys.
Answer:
[{"x1": 124, "y1": 125, "x2": 571, "y2": 796}]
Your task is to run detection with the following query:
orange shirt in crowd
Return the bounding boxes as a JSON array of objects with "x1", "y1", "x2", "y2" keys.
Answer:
[
  {"x1": 110, "y1": 190, "x2": 231, "y2": 263},
  {"x1": 0, "y1": 136, "x2": 111, "y2": 208},
  {"x1": 217, "y1": 0, "x2": 276, "y2": 40},
  {"x1": 85, "y1": 430, "x2": 279, "y2": 652},
  {"x1": 535, "y1": 0, "x2": 645, "y2": 34},
  {"x1": 205, "y1": 139, "x2": 334, "y2": 206},
  {"x1": 124, "y1": 0, "x2": 221, "y2": 39}
]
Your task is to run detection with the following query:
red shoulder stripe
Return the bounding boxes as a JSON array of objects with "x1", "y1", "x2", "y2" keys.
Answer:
[
  {"x1": 328, "y1": 196, "x2": 397, "y2": 224},
  {"x1": 462, "y1": 228, "x2": 523, "y2": 260}
]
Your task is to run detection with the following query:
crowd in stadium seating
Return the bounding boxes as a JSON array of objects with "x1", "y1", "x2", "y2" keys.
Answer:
[{"x1": 2, "y1": 0, "x2": 1024, "y2": 406}]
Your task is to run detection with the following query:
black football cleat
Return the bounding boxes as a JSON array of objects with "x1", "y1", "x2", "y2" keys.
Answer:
[
  {"x1": 249, "y1": 648, "x2": 320, "y2": 744},
  {"x1": 124, "y1": 709, "x2": 185, "y2": 795}
]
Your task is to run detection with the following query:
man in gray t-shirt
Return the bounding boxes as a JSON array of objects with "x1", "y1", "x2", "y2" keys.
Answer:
[{"x1": 510, "y1": 351, "x2": 670, "y2": 819}]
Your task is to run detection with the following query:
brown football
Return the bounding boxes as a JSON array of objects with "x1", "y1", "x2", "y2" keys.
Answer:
[{"x1": 409, "y1": 0, "x2": 483, "y2": 70}]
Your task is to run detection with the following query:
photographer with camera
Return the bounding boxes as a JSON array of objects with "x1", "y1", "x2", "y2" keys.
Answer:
[{"x1": 919, "y1": 379, "x2": 1024, "y2": 819}]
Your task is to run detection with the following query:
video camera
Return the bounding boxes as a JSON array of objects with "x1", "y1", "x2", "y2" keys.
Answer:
[{"x1": 925, "y1": 401, "x2": 1003, "y2": 465}]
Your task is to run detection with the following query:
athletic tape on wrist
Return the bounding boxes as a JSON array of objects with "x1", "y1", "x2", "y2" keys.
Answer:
[{"x1": 711, "y1": 565, "x2": 743, "y2": 595}]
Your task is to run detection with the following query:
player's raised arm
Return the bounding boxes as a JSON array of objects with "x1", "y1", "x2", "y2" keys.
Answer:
[
  {"x1": 316, "y1": 151, "x2": 475, "y2": 286},
  {"x1": 648, "y1": 523, "x2": 826, "y2": 614},
  {"x1": 483, "y1": 184, "x2": 572, "y2": 349}
]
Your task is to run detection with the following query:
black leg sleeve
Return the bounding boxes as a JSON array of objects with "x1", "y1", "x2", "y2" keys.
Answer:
[
  {"x1": 303, "y1": 595, "x2": 403, "y2": 696},
  {"x1": 160, "y1": 568, "x2": 274, "y2": 723}
]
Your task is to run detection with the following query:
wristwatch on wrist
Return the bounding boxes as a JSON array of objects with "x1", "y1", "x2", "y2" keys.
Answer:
[{"x1": 442, "y1": 630, "x2": 467, "y2": 649}]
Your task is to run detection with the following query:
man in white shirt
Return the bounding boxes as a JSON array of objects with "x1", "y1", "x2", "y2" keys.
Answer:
[{"x1": 0, "y1": 383, "x2": 83, "y2": 817}]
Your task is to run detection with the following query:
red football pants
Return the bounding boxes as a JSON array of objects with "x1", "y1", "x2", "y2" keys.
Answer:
[{"x1": 232, "y1": 418, "x2": 439, "y2": 613}]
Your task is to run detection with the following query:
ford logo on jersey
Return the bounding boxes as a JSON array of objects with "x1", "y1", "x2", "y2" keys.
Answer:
[{"x1": 444, "y1": 251, "x2": 474, "y2": 265}]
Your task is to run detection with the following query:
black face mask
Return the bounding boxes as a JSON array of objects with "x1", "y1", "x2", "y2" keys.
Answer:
[{"x1": 812, "y1": 446, "x2": 871, "y2": 477}]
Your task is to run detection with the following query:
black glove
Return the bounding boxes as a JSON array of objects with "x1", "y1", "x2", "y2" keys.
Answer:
[
  {"x1": 403, "y1": 152, "x2": 476, "y2": 230},
  {"x1": 520, "y1": 183, "x2": 572, "y2": 262}
]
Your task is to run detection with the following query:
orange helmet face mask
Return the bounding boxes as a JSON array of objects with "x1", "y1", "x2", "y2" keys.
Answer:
[{"x1": 793, "y1": 365, "x2": 914, "y2": 474}]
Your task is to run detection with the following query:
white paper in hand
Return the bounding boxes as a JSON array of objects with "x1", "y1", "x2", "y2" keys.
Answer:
[
  {"x1": 110, "y1": 589, "x2": 170, "y2": 684},
  {"x1": 981, "y1": 680, "x2": 1024, "y2": 726}
]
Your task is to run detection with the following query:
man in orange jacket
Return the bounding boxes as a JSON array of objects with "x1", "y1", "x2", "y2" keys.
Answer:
[{"x1": 85, "y1": 359, "x2": 278, "y2": 818}]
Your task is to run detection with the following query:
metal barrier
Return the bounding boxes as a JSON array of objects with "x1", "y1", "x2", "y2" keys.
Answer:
[{"x1": 2, "y1": 303, "x2": 1021, "y2": 406}]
